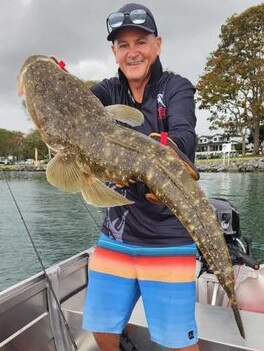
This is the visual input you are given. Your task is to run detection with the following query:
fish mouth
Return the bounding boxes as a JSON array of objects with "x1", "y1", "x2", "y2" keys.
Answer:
[
  {"x1": 17, "y1": 63, "x2": 28, "y2": 97},
  {"x1": 17, "y1": 75, "x2": 25, "y2": 97},
  {"x1": 17, "y1": 55, "x2": 59, "y2": 97}
]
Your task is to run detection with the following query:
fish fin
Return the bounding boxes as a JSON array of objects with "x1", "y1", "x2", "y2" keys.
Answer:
[
  {"x1": 81, "y1": 175, "x2": 134, "y2": 207},
  {"x1": 45, "y1": 142, "x2": 57, "y2": 153},
  {"x1": 46, "y1": 153, "x2": 83, "y2": 192},
  {"x1": 105, "y1": 104, "x2": 144, "y2": 126}
]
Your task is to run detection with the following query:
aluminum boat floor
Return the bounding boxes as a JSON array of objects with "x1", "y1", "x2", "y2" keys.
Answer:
[{"x1": 62, "y1": 289, "x2": 264, "y2": 351}]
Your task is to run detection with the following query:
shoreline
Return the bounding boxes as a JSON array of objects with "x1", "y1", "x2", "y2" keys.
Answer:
[
  {"x1": 0, "y1": 165, "x2": 46, "y2": 172},
  {"x1": 197, "y1": 157, "x2": 264, "y2": 173},
  {"x1": 1, "y1": 157, "x2": 264, "y2": 173}
]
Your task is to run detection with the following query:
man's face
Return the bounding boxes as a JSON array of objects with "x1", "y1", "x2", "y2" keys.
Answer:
[{"x1": 112, "y1": 28, "x2": 161, "y2": 84}]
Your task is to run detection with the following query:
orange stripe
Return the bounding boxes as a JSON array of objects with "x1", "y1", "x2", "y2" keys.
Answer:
[
  {"x1": 136, "y1": 256, "x2": 196, "y2": 282},
  {"x1": 90, "y1": 247, "x2": 136, "y2": 279},
  {"x1": 89, "y1": 247, "x2": 196, "y2": 282}
]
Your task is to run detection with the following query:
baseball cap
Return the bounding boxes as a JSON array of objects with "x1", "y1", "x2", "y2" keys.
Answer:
[{"x1": 106, "y1": 3, "x2": 158, "y2": 41}]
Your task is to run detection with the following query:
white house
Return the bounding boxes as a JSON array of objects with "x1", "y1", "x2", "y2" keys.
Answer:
[{"x1": 196, "y1": 134, "x2": 241, "y2": 158}]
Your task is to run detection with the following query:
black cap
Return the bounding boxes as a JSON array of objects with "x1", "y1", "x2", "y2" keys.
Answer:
[{"x1": 107, "y1": 3, "x2": 158, "y2": 41}]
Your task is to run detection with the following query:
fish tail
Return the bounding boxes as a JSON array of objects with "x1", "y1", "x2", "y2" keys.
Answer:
[
  {"x1": 212, "y1": 270, "x2": 245, "y2": 339},
  {"x1": 146, "y1": 155, "x2": 246, "y2": 338},
  {"x1": 231, "y1": 299, "x2": 245, "y2": 339}
]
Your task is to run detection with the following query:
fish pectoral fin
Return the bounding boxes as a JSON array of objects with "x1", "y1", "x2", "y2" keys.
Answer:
[
  {"x1": 46, "y1": 152, "x2": 83, "y2": 192},
  {"x1": 81, "y1": 175, "x2": 134, "y2": 207},
  {"x1": 105, "y1": 104, "x2": 144, "y2": 127}
]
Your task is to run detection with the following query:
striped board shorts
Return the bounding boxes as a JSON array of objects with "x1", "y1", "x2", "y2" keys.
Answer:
[{"x1": 82, "y1": 234, "x2": 198, "y2": 349}]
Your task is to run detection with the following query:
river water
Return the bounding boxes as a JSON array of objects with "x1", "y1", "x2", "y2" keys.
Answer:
[{"x1": 0, "y1": 171, "x2": 263, "y2": 291}]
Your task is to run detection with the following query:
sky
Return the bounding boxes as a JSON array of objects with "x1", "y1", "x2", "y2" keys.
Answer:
[{"x1": 0, "y1": 0, "x2": 262, "y2": 136}]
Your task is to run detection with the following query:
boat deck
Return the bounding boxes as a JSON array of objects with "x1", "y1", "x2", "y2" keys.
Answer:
[
  {"x1": 62, "y1": 288, "x2": 264, "y2": 351},
  {"x1": 0, "y1": 250, "x2": 264, "y2": 351}
]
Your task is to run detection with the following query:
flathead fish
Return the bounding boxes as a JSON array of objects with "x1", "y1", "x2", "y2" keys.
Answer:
[{"x1": 17, "y1": 55, "x2": 245, "y2": 338}]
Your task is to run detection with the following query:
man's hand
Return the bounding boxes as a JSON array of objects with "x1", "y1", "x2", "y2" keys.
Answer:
[
  {"x1": 115, "y1": 180, "x2": 162, "y2": 205},
  {"x1": 149, "y1": 133, "x2": 200, "y2": 181},
  {"x1": 144, "y1": 132, "x2": 200, "y2": 205},
  {"x1": 115, "y1": 179, "x2": 136, "y2": 189},
  {"x1": 145, "y1": 192, "x2": 162, "y2": 205}
]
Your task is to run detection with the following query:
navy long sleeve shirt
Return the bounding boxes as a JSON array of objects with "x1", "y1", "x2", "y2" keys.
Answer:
[{"x1": 91, "y1": 57, "x2": 197, "y2": 246}]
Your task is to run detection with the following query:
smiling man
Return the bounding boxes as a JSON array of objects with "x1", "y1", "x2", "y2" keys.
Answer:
[
  {"x1": 111, "y1": 27, "x2": 161, "y2": 102},
  {"x1": 82, "y1": 3, "x2": 199, "y2": 351}
]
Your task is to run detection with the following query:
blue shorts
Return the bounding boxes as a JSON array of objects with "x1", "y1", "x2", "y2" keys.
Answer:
[{"x1": 83, "y1": 234, "x2": 198, "y2": 348}]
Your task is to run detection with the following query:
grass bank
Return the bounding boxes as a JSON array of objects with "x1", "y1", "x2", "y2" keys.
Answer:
[{"x1": 195, "y1": 156, "x2": 261, "y2": 165}]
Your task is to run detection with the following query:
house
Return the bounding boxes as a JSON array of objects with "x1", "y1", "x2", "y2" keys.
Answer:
[{"x1": 196, "y1": 134, "x2": 240, "y2": 158}]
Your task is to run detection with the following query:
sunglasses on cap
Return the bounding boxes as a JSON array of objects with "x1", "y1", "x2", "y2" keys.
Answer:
[{"x1": 106, "y1": 9, "x2": 155, "y2": 33}]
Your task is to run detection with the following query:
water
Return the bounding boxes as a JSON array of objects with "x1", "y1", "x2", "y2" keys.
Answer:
[
  {"x1": 0, "y1": 171, "x2": 104, "y2": 291},
  {"x1": 199, "y1": 172, "x2": 264, "y2": 263},
  {"x1": 0, "y1": 171, "x2": 263, "y2": 291}
]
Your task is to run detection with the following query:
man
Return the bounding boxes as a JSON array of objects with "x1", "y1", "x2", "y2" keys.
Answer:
[{"x1": 83, "y1": 3, "x2": 199, "y2": 350}]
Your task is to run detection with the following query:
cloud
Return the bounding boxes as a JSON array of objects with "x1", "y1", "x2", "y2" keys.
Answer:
[
  {"x1": 0, "y1": 0, "x2": 261, "y2": 135},
  {"x1": 69, "y1": 58, "x2": 117, "y2": 81}
]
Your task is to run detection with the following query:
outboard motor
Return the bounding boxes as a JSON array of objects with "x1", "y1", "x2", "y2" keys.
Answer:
[{"x1": 198, "y1": 198, "x2": 259, "y2": 276}]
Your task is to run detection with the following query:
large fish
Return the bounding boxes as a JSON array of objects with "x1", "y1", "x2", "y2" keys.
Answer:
[{"x1": 17, "y1": 55, "x2": 245, "y2": 338}]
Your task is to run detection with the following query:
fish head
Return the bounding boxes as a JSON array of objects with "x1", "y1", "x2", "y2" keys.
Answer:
[
  {"x1": 17, "y1": 55, "x2": 58, "y2": 96},
  {"x1": 17, "y1": 54, "x2": 144, "y2": 153},
  {"x1": 17, "y1": 55, "x2": 85, "y2": 151},
  {"x1": 17, "y1": 55, "x2": 65, "y2": 133}
]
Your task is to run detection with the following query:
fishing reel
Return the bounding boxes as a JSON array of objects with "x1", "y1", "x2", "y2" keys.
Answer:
[{"x1": 197, "y1": 197, "x2": 259, "y2": 276}]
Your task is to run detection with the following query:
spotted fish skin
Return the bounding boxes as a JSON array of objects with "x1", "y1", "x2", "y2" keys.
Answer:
[{"x1": 18, "y1": 55, "x2": 245, "y2": 338}]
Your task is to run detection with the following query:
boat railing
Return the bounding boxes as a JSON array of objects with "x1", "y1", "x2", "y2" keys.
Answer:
[
  {"x1": 0, "y1": 249, "x2": 91, "y2": 351},
  {"x1": 1, "y1": 251, "x2": 264, "y2": 351}
]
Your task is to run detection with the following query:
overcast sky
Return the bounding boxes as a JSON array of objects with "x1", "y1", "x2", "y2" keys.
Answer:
[{"x1": 0, "y1": 0, "x2": 262, "y2": 136}]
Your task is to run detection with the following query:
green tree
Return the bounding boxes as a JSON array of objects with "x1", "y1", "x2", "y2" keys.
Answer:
[
  {"x1": 0, "y1": 128, "x2": 48, "y2": 161},
  {"x1": 23, "y1": 129, "x2": 48, "y2": 159},
  {"x1": 85, "y1": 80, "x2": 98, "y2": 89},
  {"x1": 196, "y1": 4, "x2": 264, "y2": 156},
  {"x1": 0, "y1": 128, "x2": 25, "y2": 159}
]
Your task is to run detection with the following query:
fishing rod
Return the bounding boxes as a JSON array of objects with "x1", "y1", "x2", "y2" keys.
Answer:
[
  {"x1": 0, "y1": 168, "x2": 78, "y2": 351},
  {"x1": 77, "y1": 193, "x2": 104, "y2": 230},
  {"x1": 1, "y1": 168, "x2": 140, "y2": 351}
]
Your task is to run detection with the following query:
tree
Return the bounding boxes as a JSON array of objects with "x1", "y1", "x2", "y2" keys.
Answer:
[
  {"x1": 85, "y1": 80, "x2": 98, "y2": 89},
  {"x1": 0, "y1": 128, "x2": 48, "y2": 160},
  {"x1": 23, "y1": 129, "x2": 48, "y2": 159},
  {"x1": 0, "y1": 128, "x2": 25, "y2": 159},
  {"x1": 248, "y1": 124, "x2": 264, "y2": 151},
  {"x1": 196, "y1": 4, "x2": 264, "y2": 156}
]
